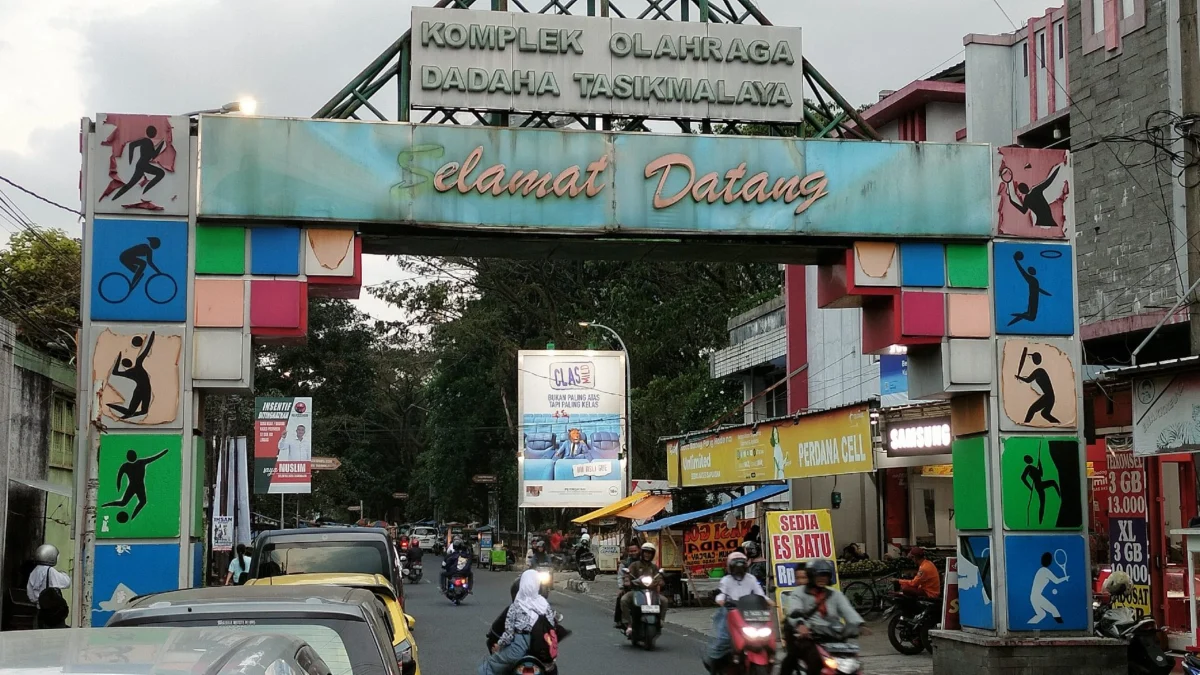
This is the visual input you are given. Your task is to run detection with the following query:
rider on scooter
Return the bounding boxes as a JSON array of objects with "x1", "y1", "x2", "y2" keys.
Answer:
[
  {"x1": 782, "y1": 559, "x2": 863, "y2": 675},
  {"x1": 441, "y1": 535, "x2": 474, "y2": 594},
  {"x1": 620, "y1": 542, "x2": 665, "y2": 637},
  {"x1": 527, "y1": 539, "x2": 552, "y2": 568},
  {"x1": 703, "y1": 551, "x2": 770, "y2": 672}
]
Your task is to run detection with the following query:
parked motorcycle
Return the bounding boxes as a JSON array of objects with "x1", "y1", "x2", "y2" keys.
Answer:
[
  {"x1": 576, "y1": 548, "x2": 598, "y2": 581},
  {"x1": 619, "y1": 573, "x2": 662, "y2": 650},
  {"x1": 884, "y1": 592, "x2": 940, "y2": 655},
  {"x1": 1093, "y1": 587, "x2": 1173, "y2": 674},
  {"x1": 1183, "y1": 651, "x2": 1200, "y2": 675}
]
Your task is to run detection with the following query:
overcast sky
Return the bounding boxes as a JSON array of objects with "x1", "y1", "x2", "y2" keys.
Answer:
[{"x1": 0, "y1": 0, "x2": 1056, "y2": 319}]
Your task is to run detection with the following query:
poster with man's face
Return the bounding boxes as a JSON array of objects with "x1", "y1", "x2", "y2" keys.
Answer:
[{"x1": 254, "y1": 397, "x2": 313, "y2": 494}]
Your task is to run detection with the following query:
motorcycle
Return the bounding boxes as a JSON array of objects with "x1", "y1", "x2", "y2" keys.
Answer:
[
  {"x1": 445, "y1": 574, "x2": 470, "y2": 605},
  {"x1": 884, "y1": 592, "x2": 940, "y2": 656},
  {"x1": 785, "y1": 609, "x2": 863, "y2": 675},
  {"x1": 1093, "y1": 591, "x2": 1173, "y2": 675},
  {"x1": 619, "y1": 573, "x2": 662, "y2": 650},
  {"x1": 576, "y1": 548, "x2": 598, "y2": 581},
  {"x1": 409, "y1": 559, "x2": 423, "y2": 583},
  {"x1": 486, "y1": 611, "x2": 570, "y2": 675},
  {"x1": 720, "y1": 594, "x2": 775, "y2": 675},
  {"x1": 1184, "y1": 651, "x2": 1200, "y2": 675},
  {"x1": 536, "y1": 566, "x2": 554, "y2": 597}
]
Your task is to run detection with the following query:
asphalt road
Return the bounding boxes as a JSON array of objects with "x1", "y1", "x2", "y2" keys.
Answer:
[{"x1": 405, "y1": 569, "x2": 705, "y2": 675}]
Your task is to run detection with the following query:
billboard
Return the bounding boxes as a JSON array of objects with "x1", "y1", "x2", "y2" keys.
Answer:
[
  {"x1": 518, "y1": 350, "x2": 626, "y2": 507},
  {"x1": 1132, "y1": 370, "x2": 1200, "y2": 456},
  {"x1": 766, "y1": 510, "x2": 839, "y2": 608},
  {"x1": 672, "y1": 403, "x2": 873, "y2": 488},
  {"x1": 683, "y1": 519, "x2": 752, "y2": 576},
  {"x1": 409, "y1": 8, "x2": 803, "y2": 123},
  {"x1": 254, "y1": 397, "x2": 313, "y2": 494},
  {"x1": 198, "y1": 116, "x2": 995, "y2": 241}
]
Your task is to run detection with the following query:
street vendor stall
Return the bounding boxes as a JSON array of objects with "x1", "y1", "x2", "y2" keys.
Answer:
[{"x1": 637, "y1": 484, "x2": 787, "y2": 603}]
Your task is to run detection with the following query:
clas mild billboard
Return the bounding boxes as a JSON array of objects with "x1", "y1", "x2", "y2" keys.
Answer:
[{"x1": 518, "y1": 350, "x2": 627, "y2": 508}]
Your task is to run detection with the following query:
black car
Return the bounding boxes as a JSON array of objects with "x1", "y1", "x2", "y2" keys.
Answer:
[{"x1": 250, "y1": 527, "x2": 405, "y2": 597}]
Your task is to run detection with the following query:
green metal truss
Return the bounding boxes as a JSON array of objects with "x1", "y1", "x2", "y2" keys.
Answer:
[{"x1": 313, "y1": 0, "x2": 879, "y2": 140}]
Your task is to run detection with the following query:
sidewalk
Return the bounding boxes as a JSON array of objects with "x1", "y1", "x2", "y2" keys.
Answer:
[{"x1": 570, "y1": 574, "x2": 933, "y2": 675}]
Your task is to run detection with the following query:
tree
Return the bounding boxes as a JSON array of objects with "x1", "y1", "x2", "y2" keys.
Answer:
[{"x1": 0, "y1": 229, "x2": 80, "y2": 359}]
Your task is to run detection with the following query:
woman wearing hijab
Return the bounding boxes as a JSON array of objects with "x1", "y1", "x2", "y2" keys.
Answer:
[{"x1": 480, "y1": 569, "x2": 557, "y2": 675}]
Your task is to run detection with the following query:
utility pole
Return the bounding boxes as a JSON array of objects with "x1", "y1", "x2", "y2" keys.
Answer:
[{"x1": 1180, "y1": 0, "x2": 1200, "y2": 351}]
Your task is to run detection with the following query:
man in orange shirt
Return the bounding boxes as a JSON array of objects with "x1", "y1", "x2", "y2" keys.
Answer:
[{"x1": 898, "y1": 547, "x2": 941, "y2": 599}]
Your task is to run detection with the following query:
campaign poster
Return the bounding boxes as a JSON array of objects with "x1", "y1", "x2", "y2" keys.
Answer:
[
  {"x1": 254, "y1": 397, "x2": 312, "y2": 494},
  {"x1": 212, "y1": 515, "x2": 234, "y2": 552},
  {"x1": 766, "y1": 510, "x2": 839, "y2": 609},
  {"x1": 684, "y1": 519, "x2": 753, "y2": 576},
  {"x1": 1107, "y1": 450, "x2": 1151, "y2": 616},
  {"x1": 518, "y1": 350, "x2": 626, "y2": 508}
]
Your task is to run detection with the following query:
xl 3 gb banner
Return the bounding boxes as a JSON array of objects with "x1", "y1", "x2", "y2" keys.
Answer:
[{"x1": 254, "y1": 397, "x2": 312, "y2": 494}]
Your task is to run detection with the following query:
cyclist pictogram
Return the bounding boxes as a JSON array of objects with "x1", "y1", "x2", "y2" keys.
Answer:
[{"x1": 98, "y1": 238, "x2": 178, "y2": 305}]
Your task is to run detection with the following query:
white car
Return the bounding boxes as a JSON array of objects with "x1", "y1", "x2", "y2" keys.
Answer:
[{"x1": 410, "y1": 526, "x2": 438, "y2": 551}]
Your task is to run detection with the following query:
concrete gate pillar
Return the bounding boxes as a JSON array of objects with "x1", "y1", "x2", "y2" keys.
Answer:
[
  {"x1": 72, "y1": 115, "x2": 361, "y2": 626},
  {"x1": 816, "y1": 147, "x2": 1125, "y2": 671}
]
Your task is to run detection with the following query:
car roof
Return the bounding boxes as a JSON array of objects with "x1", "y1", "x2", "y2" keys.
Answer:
[
  {"x1": 259, "y1": 527, "x2": 390, "y2": 540},
  {"x1": 0, "y1": 627, "x2": 310, "y2": 675},
  {"x1": 248, "y1": 573, "x2": 395, "y2": 595},
  {"x1": 115, "y1": 584, "x2": 377, "y2": 616}
]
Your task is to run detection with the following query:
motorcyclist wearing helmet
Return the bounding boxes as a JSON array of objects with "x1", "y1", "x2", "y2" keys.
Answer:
[
  {"x1": 27, "y1": 544, "x2": 71, "y2": 628},
  {"x1": 703, "y1": 551, "x2": 770, "y2": 671},
  {"x1": 575, "y1": 533, "x2": 592, "y2": 560},
  {"x1": 441, "y1": 535, "x2": 474, "y2": 594},
  {"x1": 782, "y1": 559, "x2": 863, "y2": 675},
  {"x1": 527, "y1": 538, "x2": 552, "y2": 568},
  {"x1": 620, "y1": 542, "x2": 665, "y2": 636}
]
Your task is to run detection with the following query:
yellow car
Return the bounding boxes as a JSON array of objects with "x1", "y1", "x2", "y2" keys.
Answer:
[{"x1": 248, "y1": 573, "x2": 420, "y2": 675}]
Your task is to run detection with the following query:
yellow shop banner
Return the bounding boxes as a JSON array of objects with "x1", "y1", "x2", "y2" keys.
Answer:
[{"x1": 673, "y1": 403, "x2": 874, "y2": 488}]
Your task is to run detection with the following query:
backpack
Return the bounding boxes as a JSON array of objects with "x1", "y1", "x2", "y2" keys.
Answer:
[
  {"x1": 528, "y1": 614, "x2": 558, "y2": 663},
  {"x1": 235, "y1": 556, "x2": 251, "y2": 585}
]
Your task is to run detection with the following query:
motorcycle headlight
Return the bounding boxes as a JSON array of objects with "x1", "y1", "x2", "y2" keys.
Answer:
[
  {"x1": 740, "y1": 626, "x2": 772, "y2": 638},
  {"x1": 639, "y1": 576, "x2": 654, "y2": 586},
  {"x1": 834, "y1": 657, "x2": 861, "y2": 673},
  {"x1": 538, "y1": 572, "x2": 552, "y2": 584}
]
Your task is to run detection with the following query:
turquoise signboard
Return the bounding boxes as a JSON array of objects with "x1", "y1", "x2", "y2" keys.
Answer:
[{"x1": 198, "y1": 116, "x2": 993, "y2": 238}]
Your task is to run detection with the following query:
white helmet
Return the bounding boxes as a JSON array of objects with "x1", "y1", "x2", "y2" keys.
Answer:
[
  {"x1": 580, "y1": 533, "x2": 591, "y2": 544},
  {"x1": 641, "y1": 542, "x2": 657, "y2": 554}
]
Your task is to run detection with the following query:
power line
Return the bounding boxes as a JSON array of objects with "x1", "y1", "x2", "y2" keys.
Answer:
[
  {"x1": 990, "y1": 0, "x2": 1020, "y2": 29},
  {"x1": 0, "y1": 175, "x2": 82, "y2": 217}
]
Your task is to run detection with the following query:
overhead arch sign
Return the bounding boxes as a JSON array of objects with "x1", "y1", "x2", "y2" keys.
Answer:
[{"x1": 197, "y1": 116, "x2": 993, "y2": 242}]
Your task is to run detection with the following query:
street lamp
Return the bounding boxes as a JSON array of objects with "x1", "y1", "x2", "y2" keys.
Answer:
[
  {"x1": 183, "y1": 97, "x2": 258, "y2": 117},
  {"x1": 578, "y1": 321, "x2": 632, "y2": 495}
]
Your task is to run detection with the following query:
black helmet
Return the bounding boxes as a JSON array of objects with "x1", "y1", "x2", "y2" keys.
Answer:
[{"x1": 806, "y1": 558, "x2": 835, "y2": 584}]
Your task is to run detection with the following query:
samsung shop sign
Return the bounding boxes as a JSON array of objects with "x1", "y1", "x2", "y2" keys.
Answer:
[
  {"x1": 886, "y1": 418, "x2": 952, "y2": 458},
  {"x1": 410, "y1": 8, "x2": 803, "y2": 123}
]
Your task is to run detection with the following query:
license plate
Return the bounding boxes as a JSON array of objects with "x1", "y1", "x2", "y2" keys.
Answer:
[
  {"x1": 402, "y1": 569, "x2": 409, "y2": 575},
  {"x1": 641, "y1": 605, "x2": 660, "y2": 614},
  {"x1": 586, "y1": 565, "x2": 597, "y2": 570}
]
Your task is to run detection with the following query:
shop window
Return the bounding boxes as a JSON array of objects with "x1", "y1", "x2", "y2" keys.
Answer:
[
  {"x1": 1082, "y1": 0, "x2": 1146, "y2": 55},
  {"x1": 49, "y1": 395, "x2": 75, "y2": 470}
]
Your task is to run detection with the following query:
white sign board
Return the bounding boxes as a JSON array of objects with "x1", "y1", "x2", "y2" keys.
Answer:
[
  {"x1": 1133, "y1": 371, "x2": 1200, "y2": 456},
  {"x1": 409, "y1": 8, "x2": 803, "y2": 123},
  {"x1": 518, "y1": 349, "x2": 626, "y2": 508},
  {"x1": 212, "y1": 515, "x2": 234, "y2": 552}
]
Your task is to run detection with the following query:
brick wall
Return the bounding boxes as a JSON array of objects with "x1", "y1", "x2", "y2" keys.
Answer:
[{"x1": 1069, "y1": 0, "x2": 1181, "y2": 334}]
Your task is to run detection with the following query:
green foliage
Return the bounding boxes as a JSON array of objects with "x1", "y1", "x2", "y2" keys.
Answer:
[{"x1": 0, "y1": 229, "x2": 81, "y2": 359}]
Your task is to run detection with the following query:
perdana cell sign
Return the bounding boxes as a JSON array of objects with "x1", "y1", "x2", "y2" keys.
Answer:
[{"x1": 409, "y1": 8, "x2": 803, "y2": 122}]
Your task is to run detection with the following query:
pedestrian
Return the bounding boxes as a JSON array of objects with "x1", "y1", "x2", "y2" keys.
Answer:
[
  {"x1": 27, "y1": 544, "x2": 71, "y2": 628},
  {"x1": 225, "y1": 544, "x2": 252, "y2": 585},
  {"x1": 550, "y1": 529, "x2": 564, "y2": 554}
]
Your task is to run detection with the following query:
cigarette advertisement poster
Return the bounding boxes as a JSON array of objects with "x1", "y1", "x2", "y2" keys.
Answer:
[
  {"x1": 518, "y1": 350, "x2": 626, "y2": 508},
  {"x1": 766, "y1": 510, "x2": 839, "y2": 608},
  {"x1": 683, "y1": 519, "x2": 753, "y2": 576},
  {"x1": 254, "y1": 397, "x2": 312, "y2": 494}
]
